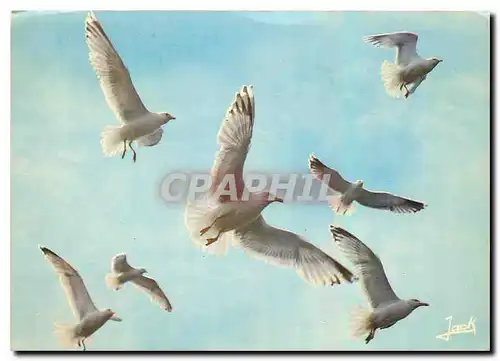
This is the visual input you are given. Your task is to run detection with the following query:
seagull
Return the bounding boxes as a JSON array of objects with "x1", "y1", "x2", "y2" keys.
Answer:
[
  {"x1": 184, "y1": 86, "x2": 356, "y2": 286},
  {"x1": 363, "y1": 31, "x2": 442, "y2": 98},
  {"x1": 39, "y1": 246, "x2": 122, "y2": 351},
  {"x1": 185, "y1": 85, "x2": 283, "y2": 254},
  {"x1": 85, "y1": 12, "x2": 176, "y2": 163},
  {"x1": 105, "y1": 253, "x2": 173, "y2": 312},
  {"x1": 329, "y1": 226, "x2": 429, "y2": 344},
  {"x1": 308, "y1": 155, "x2": 426, "y2": 215}
]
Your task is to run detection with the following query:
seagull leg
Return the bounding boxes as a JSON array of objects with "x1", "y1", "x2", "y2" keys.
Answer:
[
  {"x1": 200, "y1": 219, "x2": 218, "y2": 236},
  {"x1": 82, "y1": 339, "x2": 86, "y2": 351},
  {"x1": 403, "y1": 84, "x2": 410, "y2": 99},
  {"x1": 206, "y1": 231, "x2": 222, "y2": 246},
  {"x1": 365, "y1": 329, "x2": 376, "y2": 344},
  {"x1": 121, "y1": 140, "x2": 127, "y2": 159},
  {"x1": 128, "y1": 140, "x2": 137, "y2": 163}
]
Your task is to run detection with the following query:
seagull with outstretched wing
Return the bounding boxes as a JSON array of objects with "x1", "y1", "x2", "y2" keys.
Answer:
[
  {"x1": 39, "y1": 246, "x2": 122, "y2": 351},
  {"x1": 105, "y1": 253, "x2": 173, "y2": 312},
  {"x1": 363, "y1": 31, "x2": 442, "y2": 98},
  {"x1": 309, "y1": 154, "x2": 426, "y2": 215},
  {"x1": 330, "y1": 226, "x2": 429, "y2": 344},
  {"x1": 184, "y1": 86, "x2": 356, "y2": 286},
  {"x1": 85, "y1": 11, "x2": 176, "y2": 162}
]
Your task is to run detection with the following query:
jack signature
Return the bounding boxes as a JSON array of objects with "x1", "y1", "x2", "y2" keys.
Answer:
[{"x1": 436, "y1": 316, "x2": 476, "y2": 341}]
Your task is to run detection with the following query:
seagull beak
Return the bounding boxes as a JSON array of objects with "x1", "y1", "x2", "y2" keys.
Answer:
[
  {"x1": 274, "y1": 197, "x2": 284, "y2": 203},
  {"x1": 419, "y1": 302, "x2": 430, "y2": 307},
  {"x1": 110, "y1": 314, "x2": 123, "y2": 322}
]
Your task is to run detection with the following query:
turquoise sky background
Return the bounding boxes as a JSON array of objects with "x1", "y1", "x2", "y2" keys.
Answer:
[{"x1": 11, "y1": 11, "x2": 489, "y2": 351}]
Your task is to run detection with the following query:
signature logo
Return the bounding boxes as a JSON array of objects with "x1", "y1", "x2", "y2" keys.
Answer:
[{"x1": 436, "y1": 316, "x2": 477, "y2": 341}]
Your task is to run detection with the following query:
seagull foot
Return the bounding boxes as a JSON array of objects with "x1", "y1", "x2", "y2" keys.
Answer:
[
  {"x1": 205, "y1": 237, "x2": 218, "y2": 246},
  {"x1": 199, "y1": 226, "x2": 211, "y2": 236}
]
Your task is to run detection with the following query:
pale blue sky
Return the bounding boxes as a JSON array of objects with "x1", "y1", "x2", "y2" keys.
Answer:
[{"x1": 11, "y1": 11, "x2": 489, "y2": 351}]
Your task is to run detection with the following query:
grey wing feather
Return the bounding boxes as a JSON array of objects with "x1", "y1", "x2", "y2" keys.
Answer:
[
  {"x1": 131, "y1": 276, "x2": 173, "y2": 312},
  {"x1": 85, "y1": 12, "x2": 148, "y2": 122},
  {"x1": 136, "y1": 128, "x2": 163, "y2": 147},
  {"x1": 330, "y1": 226, "x2": 399, "y2": 308},
  {"x1": 233, "y1": 216, "x2": 356, "y2": 286},
  {"x1": 40, "y1": 246, "x2": 98, "y2": 320},
  {"x1": 111, "y1": 253, "x2": 133, "y2": 273},
  {"x1": 308, "y1": 154, "x2": 352, "y2": 193},
  {"x1": 356, "y1": 189, "x2": 426, "y2": 214},
  {"x1": 363, "y1": 31, "x2": 420, "y2": 66}
]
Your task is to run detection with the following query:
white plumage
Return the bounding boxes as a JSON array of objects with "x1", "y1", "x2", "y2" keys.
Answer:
[
  {"x1": 39, "y1": 246, "x2": 121, "y2": 351},
  {"x1": 184, "y1": 86, "x2": 355, "y2": 286},
  {"x1": 85, "y1": 11, "x2": 175, "y2": 162},
  {"x1": 233, "y1": 216, "x2": 356, "y2": 286},
  {"x1": 106, "y1": 253, "x2": 173, "y2": 312},
  {"x1": 364, "y1": 31, "x2": 442, "y2": 98},
  {"x1": 308, "y1": 154, "x2": 426, "y2": 215},
  {"x1": 330, "y1": 227, "x2": 429, "y2": 344}
]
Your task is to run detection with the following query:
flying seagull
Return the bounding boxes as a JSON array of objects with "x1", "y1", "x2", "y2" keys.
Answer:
[
  {"x1": 85, "y1": 11, "x2": 176, "y2": 163},
  {"x1": 363, "y1": 31, "x2": 442, "y2": 98},
  {"x1": 105, "y1": 253, "x2": 173, "y2": 312},
  {"x1": 39, "y1": 246, "x2": 122, "y2": 351},
  {"x1": 308, "y1": 155, "x2": 426, "y2": 215},
  {"x1": 330, "y1": 226, "x2": 429, "y2": 344},
  {"x1": 184, "y1": 86, "x2": 356, "y2": 286}
]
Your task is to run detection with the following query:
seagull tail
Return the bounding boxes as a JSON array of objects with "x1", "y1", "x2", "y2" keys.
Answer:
[
  {"x1": 350, "y1": 305, "x2": 374, "y2": 338},
  {"x1": 100, "y1": 125, "x2": 125, "y2": 157},
  {"x1": 184, "y1": 197, "x2": 231, "y2": 256},
  {"x1": 380, "y1": 60, "x2": 403, "y2": 98},
  {"x1": 53, "y1": 322, "x2": 80, "y2": 348},
  {"x1": 328, "y1": 197, "x2": 355, "y2": 216},
  {"x1": 105, "y1": 273, "x2": 122, "y2": 290}
]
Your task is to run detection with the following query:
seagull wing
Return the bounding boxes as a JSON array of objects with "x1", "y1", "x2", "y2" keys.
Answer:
[
  {"x1": 111, "y1": 253, "x2": 134, "y2": 273},
  {"x1": 85, "y1": 12, "x2": 149, "y2": 123},
  {"x1": 356, "y1": 189, "x2": 426, "y2": 214},
  {"x1": 131, "y1": 276, "x2": 173, "y2": 312},
  {"x1": 40, "y1": 247, "x2": 98, "y2": 320},
  {"x1": 136, "y1": 128, "x2": 164, "y2": 147},
  {"x1": 363, "y1": 31, "x2": 420, "y2": 66},
  {"x1": 308, "y1": 154, "x2": 352, "y2": 193},
  {"x1": 330, "y1": 226, "x2": 399, "y2": 308},
  {"x1": 210, "y1": 85, "x2": 255, "y2": 201},
  {"x1": 233, "y1": 216, "x2": 356, "y2": 286}
]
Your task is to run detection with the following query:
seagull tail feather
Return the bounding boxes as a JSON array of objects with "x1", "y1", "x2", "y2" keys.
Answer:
[
  {"x1": 328, "y1": 197, "x2": 355, "y2": 216},
  {"x1": 350, "y1": 305, "x2": 374, "y2": 338},
  {"x1": 184, "y1": 198, "x2": 230, "y2": 256},
  {"x1": 100, "y1": 125, "x2": 125, "y2": 157},
  {"x1": 54, "y1": 322, "x2": 80, "y2": 348},
  {"x1": 105, "y1": 273, "x2": 122, "y2": 290},
  {"x1": 380, "y1": 60, "x2": 403, "y2": 98}
]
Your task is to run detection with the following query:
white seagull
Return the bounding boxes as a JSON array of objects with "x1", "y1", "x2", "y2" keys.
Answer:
[
  {"x1": 85, "y1": 12, "x2": 176, "y2": 163},
  {"x1": 330, "y1": 226, "x2": 429, "y2": 344},
  {"x1": 308, "y1": 155, "x2": 426, "y2": 215},
  {"x1": 184, "y1": 86, "x2": 356, "y2": 286},
  {"x1": 39, "y1": 246, "x2": 122, "y2": 351},
  {"x1": 364, "y1": 31, "x2": 442, "y2": 98},
  {"x1": 105, "y1": 253, "x2": 173, "y2": 312}
]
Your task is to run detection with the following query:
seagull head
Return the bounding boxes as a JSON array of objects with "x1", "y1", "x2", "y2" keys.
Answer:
[
  {"x1": 258, "y1": 191, "x2": 284, "y2": 205},
  {"x1": 104, "y1": 308, "x2": 122, "y2": 321},
  {"x1": 162, "y1": 112, "x2": 176, "y2": 123},
  {"x1": 139, "y1": 268, "x2": 148, "y2": 274},
  {"x1": 355, "y1": 180, "x2": 364, "y2": 188},
  {"x1": 429, "y1": 57, "x2": 443, "y2": 66},
  {"x1": 408, "y1": 298, "x2": 430, "y2": 309}
]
